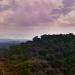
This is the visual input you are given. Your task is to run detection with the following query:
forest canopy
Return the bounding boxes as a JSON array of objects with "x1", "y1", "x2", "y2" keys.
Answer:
[{"x1": 0, "y1": 33, "x2": 75, "y2": 75}]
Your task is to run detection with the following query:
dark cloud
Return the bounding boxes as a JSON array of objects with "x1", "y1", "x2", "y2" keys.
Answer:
[
  {"x1": 9, "y1": 0, "x2": 62, "y2": 27},
  {"x1": 63, "y1": 0, "x2": 75, "y2": 14},
  {"x1": 0, "y1": 0, "x2": 17, "y2": 12}
]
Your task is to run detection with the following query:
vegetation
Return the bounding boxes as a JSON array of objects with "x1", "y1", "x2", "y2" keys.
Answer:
[{"x1": 0, "y1": 33, "x2": 75, "y2": 75}]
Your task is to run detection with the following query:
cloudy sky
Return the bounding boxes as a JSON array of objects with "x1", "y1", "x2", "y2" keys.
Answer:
[{"x1": 0, "y1": 0, "x2": 75, "y2": 39}]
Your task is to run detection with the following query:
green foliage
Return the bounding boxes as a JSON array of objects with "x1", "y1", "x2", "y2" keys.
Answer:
[{"x1": 0, "y1": 33, "x2": 75, "y2": 75}]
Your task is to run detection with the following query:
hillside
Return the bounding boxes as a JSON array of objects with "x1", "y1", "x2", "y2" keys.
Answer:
[{"x1": 0, "y1": 33, "x2": 75, "y2": 75}]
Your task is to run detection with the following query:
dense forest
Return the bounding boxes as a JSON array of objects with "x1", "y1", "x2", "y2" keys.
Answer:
[{"x1": 0, "y1": 33, "x2": 75, "y2": 75}]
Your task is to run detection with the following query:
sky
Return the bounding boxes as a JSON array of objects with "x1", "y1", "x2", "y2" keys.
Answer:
[{"x1": 0, "y1": 0, "x2": 75, "y2": 39}]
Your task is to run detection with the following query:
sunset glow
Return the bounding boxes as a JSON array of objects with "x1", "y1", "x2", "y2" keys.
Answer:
[{"x1": 0, "y1": 0, "x2": 75, "y2": 39}]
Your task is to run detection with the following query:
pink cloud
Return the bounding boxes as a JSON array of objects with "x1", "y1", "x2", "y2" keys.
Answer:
[{"x1": 0, "y1": 0, "x2": 75, "y2": 39}]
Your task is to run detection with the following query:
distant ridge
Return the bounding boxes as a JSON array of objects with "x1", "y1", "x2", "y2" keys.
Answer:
[{"x1": 0, "y1": 39, "x2": 27, "y2": 48}]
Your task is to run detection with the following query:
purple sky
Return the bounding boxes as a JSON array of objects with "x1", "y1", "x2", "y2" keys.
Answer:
[{"x1": 0, "y1": 0, "x2": 75, "y2": 39}]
